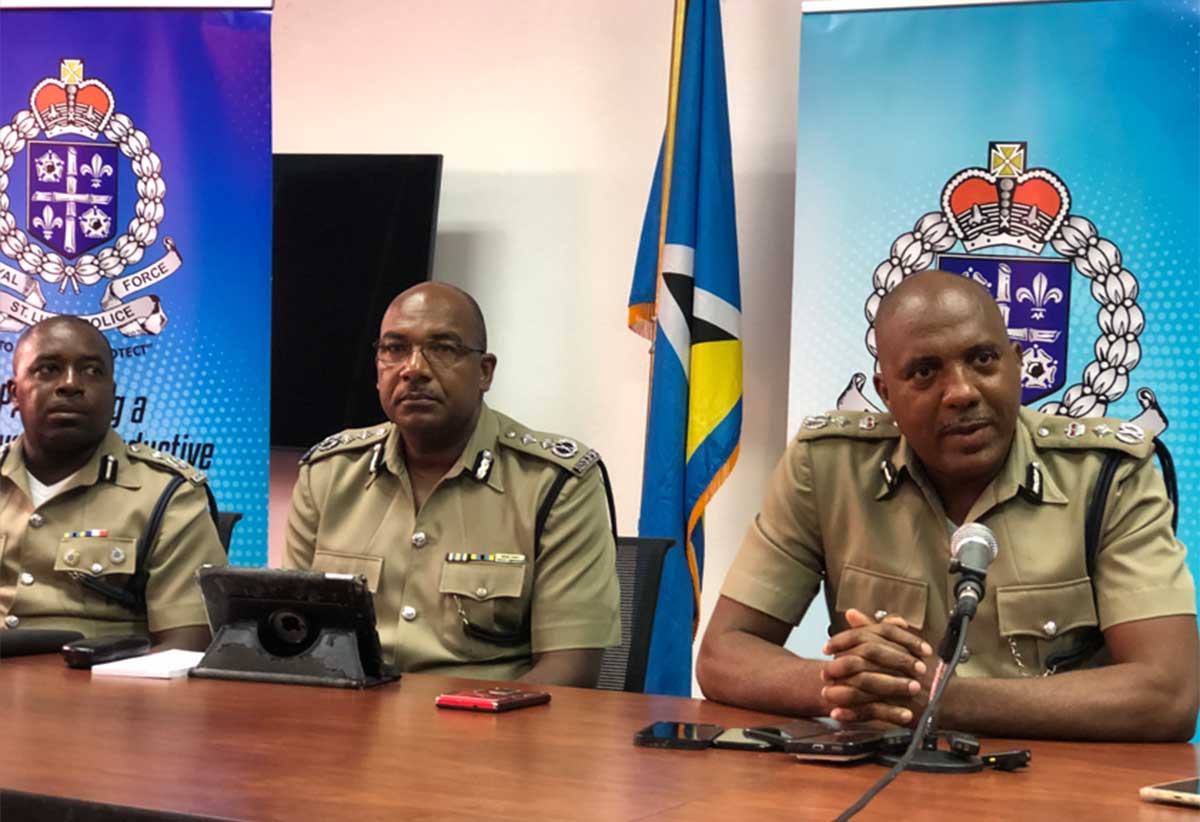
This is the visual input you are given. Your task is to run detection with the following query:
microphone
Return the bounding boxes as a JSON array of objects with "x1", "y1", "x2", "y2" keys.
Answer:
[{"x1": 948, "y1": 522, "x2": 998, "y2": 621}]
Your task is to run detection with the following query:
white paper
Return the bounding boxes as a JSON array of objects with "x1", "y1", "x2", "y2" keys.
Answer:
[{"x1": 91, "y1": 649, "x2": 204, "y2": 679}]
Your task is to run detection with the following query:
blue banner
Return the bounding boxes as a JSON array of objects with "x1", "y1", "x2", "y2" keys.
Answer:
[
  {"x1": 790, "y1": 0, "x2": 1199, "y2": 646},
  {"x1": 0, "y1": 9, "x2": 272, "y2": 564}
]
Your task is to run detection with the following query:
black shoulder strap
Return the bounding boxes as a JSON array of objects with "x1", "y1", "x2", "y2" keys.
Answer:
[
  {"x1": 1051, "y1": 442, "x2": 1178, "y2": 674},
  {"x1": 1154, "y1": 439, "x2": 1179, "y2": 533},
  {"x1": 533, "y1": 469, "x2": 572, "y2": 561},
  {"x1": 597, "y1": 458, "x2": 618, "y2": 549},
  {"x1": 1084, "y1": 451, "x2": 1125, "y2": 577},
  {"x1": 532, "y1": 461, "x2": 619, "y2": 561},
  {"x1": 1085, "y1": 440, "x2": 1179, "y2": 572},
  {"x1": 78, "y1": 475, "x2": 218, "y2": 612}
]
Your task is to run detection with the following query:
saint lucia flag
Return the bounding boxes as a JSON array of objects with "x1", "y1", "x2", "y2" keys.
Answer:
[{"x1": 627, "y1": 0, "x2": 741, "y2": 697}]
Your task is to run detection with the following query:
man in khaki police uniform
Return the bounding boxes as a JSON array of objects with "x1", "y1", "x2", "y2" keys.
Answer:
[
  {"x1": 698, "y1": 270, "x2": 1198, "y2": 740},
  {"x1": 285, "y1": 282, "x2": 620, "y2": 686},
  {"x1": 0, "y1": 316, "x2": 226, "y2": 649}
]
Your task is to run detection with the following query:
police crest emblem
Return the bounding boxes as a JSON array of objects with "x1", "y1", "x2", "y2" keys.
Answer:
[
  {"x1": 838, "y1": 141, "x2": 1166, "y2": 436},
  {"x1": 0, "y1": 59, "x2": 182, "y2": 336}
]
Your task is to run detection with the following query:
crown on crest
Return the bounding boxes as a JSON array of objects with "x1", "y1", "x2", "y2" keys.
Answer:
[
  {"x1": 941, "y1": 142, "x2": 1070, "y2": 254},
  {"x1": 30, "y1": 59, "x2": 115, "y2": 140}
]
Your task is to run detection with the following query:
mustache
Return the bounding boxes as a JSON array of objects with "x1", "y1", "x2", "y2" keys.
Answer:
[{"x1": 939, "y1": 417, "x2": 991, "y2": 435}]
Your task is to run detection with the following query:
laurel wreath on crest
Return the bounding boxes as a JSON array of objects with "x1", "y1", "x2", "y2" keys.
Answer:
[
  {"x1": 863, "y1": 211, "x2": 1143, "y2": 418},
  {"x1": 0, "y1": 109, "x2": 165, "y2": 293}
]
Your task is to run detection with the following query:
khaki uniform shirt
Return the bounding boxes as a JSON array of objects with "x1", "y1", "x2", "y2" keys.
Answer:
[
  {"x1": 722, "y1": 407, "x2": 1195, "y2": 678},
  {"x1": 284, "y1": 405, "x2": 621, "y2": 679},
  {"x1": 0, "y1": 429, "x2": 227, "y2": 638}
]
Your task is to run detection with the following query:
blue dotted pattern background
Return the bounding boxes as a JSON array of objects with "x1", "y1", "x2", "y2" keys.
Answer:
[
  {"x1": 0, "y1": 10, "x2": 273, "y2": 566},
  {"x1": 791, "y1": 0, "x2": 1200, "y2": 645}
]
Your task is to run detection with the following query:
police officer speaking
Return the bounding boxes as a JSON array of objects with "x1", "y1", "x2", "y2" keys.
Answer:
[{"x1": 698, "y1": 270, "x2": 1198, "y2": 741}]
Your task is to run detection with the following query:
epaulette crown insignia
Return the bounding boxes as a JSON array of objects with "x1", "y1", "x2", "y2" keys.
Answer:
[
  {"x1": 300, "y1": 425, "x2": 390, "y2": 464},
  {"x1": 1029, "y1": 413, "x2": 1154, "y2": 458},
  {"x1": 126, "y1": 442, "x2": 206, "y2": 484},
  {"x1": 796, "y1": 411, "x2": 899, "y2": 441},
  {"x1": 501, "y1": 425, "x2": 599, "y2": 476}
]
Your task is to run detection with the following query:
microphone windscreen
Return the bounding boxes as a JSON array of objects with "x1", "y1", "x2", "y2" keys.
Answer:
[
  {"x1": 0, "y1": 629, "x2": 85, "y2": 658},
  {"x1": 950, "y1": 522, "x2": 999, "y2": 568}
]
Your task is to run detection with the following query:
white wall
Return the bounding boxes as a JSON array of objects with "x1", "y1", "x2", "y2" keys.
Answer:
[{"x1": 271, "y1": 0, "x2": 812, "y2": 693}]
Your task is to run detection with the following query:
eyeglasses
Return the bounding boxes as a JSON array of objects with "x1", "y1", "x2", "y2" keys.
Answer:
[{"x1": 372, "y1": 338, "x2": 485, "y2": 368}]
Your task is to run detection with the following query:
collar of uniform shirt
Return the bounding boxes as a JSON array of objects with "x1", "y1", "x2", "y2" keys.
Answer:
[
  {"x1": 881, "y1": 408, "x2": 1067, "y2": 510},
  {"x1": 381, "y1": 403, "x2": 505, "y2": 494}
]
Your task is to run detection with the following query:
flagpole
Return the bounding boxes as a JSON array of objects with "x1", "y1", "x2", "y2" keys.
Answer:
[{"x1": 643, "y1": 0, "x2": 689, "y2": 444}]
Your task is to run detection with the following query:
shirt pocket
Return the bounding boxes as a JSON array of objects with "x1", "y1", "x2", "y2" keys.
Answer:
[
  {"x1": 834, "y1": 564, "x2": 929, "y2": 632},
  {"x1": 439, "y1": 561, "x2": 529, "y2": 649},
  {"x1": 311, "y1": 550, "x2": 383, "y2": 593},
  {"x1": 996, "y1": 577, "x2": 1100, "y2": 674},
  {"x1": 54, "y1": 536, "x2": 139, "y2": 579}
]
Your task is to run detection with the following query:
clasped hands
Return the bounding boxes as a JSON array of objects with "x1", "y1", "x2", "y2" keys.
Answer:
[{"x1": 819, "y1": 607, "x2": 934, "y2": 726}]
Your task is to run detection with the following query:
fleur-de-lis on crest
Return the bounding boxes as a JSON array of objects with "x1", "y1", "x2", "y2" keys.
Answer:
[
  {"x1": 1016, "y1": 271, "x2": 1063, "y2": 320},
  {"x1": 32, "y1": 205, "x2": 63, "y2": 240},
  {"x1": 80, "y1": 152, "x2": 114, "y2": 189}
]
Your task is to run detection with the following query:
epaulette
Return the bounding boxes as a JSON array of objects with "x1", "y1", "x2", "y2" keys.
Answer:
[
  {"x1": 126, "y1": 442, "x2": 207, "y2": 485},
  {"x1": 1026, "y1": 413, "x2": 1155, "y2": 459},
  {"x1": 498, "y1": 423, "x2": 600, "y2": 477},
  {"x1": 299, "y1": 424, "x2": 391, "y2": 464},
  {"x1": 794, "y1": 411, "x2": 900, "y2": 442}
]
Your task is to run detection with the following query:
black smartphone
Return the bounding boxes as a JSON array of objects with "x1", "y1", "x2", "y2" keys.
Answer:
[
  {"x1": 788, "y1": 729, "x2": 883, "y2": 758},
  {"x1": 711, "y1": 728, "x2": 777, "y2": 751},
  {"x1": 744, "y1": 718, "x2": 831, "y2": 750},
  {"x1": 633, "y1": 721, "x2": 723, "y2": 750},
  {"x1": 61, "y1": 635, "x2": 151, "y2": 669}
]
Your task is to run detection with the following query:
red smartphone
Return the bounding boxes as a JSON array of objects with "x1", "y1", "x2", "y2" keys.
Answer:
[{"x1": 434, "y1": 687, "x2": 551, "y2": 712}]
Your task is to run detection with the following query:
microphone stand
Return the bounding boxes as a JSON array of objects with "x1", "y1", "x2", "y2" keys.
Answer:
[
  {"x1": 834, "y1": 527, "x2": 999, "y2": 820},
  {"x1": 833, "y1": 610, "x2": 981, "y2": 822},
  {"x1": 874, "y1": 605, "x2": 983, "y2": 774}
]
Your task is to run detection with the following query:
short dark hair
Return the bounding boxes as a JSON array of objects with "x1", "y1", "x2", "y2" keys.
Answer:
[{"x1": 14, "y1": 316, "x2": 114, "y2": 373}]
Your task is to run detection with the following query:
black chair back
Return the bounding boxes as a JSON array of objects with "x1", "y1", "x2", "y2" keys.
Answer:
[
  {"x1": 215, "y1": 511, "x2": 244, "y2": 555},
  {"x1": 596, "y1": 537, "x2": 673, "y2": 693}
]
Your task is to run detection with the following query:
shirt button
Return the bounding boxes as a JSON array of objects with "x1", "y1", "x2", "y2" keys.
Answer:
[
  {"x1": 111, "y1": 548, "x2": 126, "y2": 564},
  {"x1": 475, "y1": 587, "x2": 489, "y2": 599},
  {"x1": 411, "y1": 531, "x2": 427, "y2": 548},
  {"x1": 873, "y1": 609, "x2": 888, "y2": 622},
  {"x1": 91, "y1": 562, "x2": 104, "y2": 574},
  {"x1": 1042, "y1": 620, "x2": 1058, "y2": 638},
  {"x1": 28, "y1": 513, "x2": 44, "y2": 528},
  {"x1": 63, "y1": 550, "x2": 79, "y2": 566},
  {"x1": 401, "y1": 605, "x2": 417, "y2": 621},
  {"x1": 18, "y1": 573, "x2": 34, "y2": 586},
  {"x1": 960, "y1": 647, "x2": 972, "y2": 663},
  {"x1": 4, "y1": 615, "x2": 19, "y2": 628}
]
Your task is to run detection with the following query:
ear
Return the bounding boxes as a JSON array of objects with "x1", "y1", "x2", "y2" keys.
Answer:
[
  {"x1": 479, "y1": 354, "x2": 496, "y2": 393},
  {"x1": 1010, "y1": 341, "x2": 1023, "y2": 359},
  {"x1": 873, "y1": 372, "x2": 891, "y2": 411},
  {"x1": 6, "y1": 378, "x2": 18, "y2": 413}
]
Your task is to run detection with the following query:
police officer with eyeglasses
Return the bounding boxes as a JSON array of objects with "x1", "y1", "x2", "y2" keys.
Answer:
[{"x1": 284, "y1": 282, "x2": 620, "y2": 686}]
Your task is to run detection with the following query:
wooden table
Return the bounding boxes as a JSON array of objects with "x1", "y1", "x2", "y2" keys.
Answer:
[{"x1": 0, "y1": 655, "x2": 1196, "y2": 821}]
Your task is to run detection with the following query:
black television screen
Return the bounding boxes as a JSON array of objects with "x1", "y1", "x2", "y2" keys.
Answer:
[{"x1": 271, "y1": 153, "x2": 442, "y2": 448}]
